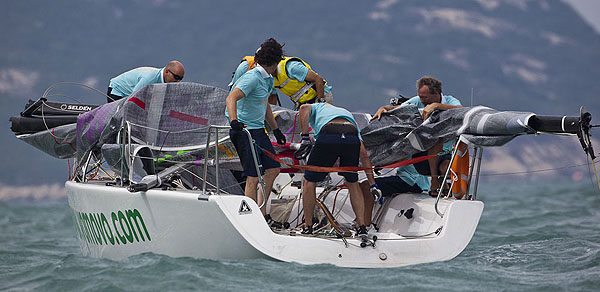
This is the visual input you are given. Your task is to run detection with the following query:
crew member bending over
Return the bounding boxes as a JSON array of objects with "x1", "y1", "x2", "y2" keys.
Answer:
[
  {"x1": 107, "y1": 60, "x2": 185, "y2": 102},
  {"x1": 295, "y1": 103, "x2": 377, "y2": 236},
  {"x1": 372, "y1": 76, "x2": 462, "y2": 195},
  {"x1": 230, "y1": 52, "x2": 333, "y2": 109}
]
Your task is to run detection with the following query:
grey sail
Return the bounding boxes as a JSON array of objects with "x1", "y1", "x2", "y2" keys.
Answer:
[{"x1": 12, "y1": 82, "x2": 584, "y2": 172}]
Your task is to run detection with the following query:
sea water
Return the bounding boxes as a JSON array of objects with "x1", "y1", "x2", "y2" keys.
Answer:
[{"x1": 1, "y1": 179, "x2": 599, "y2": 291}]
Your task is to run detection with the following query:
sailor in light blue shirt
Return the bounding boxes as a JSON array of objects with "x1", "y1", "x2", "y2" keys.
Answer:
[
  {"x1": 229, "y1": 59, "x2": 333, "y2": 95},
  {"x1": 371, "y1": 76, "x2": 462, "y2": 195},
  {"x1": 395, "y1": 164, "x2": 430, "y2": 191},
  {"x1": 307, "y1": 103, "x2": 359, "y2": 139},
  {"x1": 285, "y1": 61, "x2": 333, "y2": 95},
  {"x1": 225, "y1": 38, "x2": 287, "y2": 220},
  {"x1": 403, "y1": 94, "x2": 461, "y2": 109},
  {"x1": 106, "y1": 60, "x2": 185, "y2": 102},
  {"x1": 225, "y1": 65, "x2": 275, "y2": 130},
  {"x1": 296, "y1": 102, "x2": 376, "y2": 235},
  {"x1": 229, "y1": 56, "x2": 333, "y2": 107}
]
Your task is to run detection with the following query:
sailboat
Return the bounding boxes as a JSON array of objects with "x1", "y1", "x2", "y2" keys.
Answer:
[{"x1": 9, "y1": 82, "x2": 597, "y2": 268}]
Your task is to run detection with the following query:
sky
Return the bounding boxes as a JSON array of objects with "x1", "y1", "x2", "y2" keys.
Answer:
[{"x1": 564, "y1": 0, "x2": 600, "y2": 33}]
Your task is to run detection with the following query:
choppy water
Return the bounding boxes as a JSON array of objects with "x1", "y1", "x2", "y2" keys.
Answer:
[{"x1": 1, "y1": 180, "x2": 599, "y2": 291}]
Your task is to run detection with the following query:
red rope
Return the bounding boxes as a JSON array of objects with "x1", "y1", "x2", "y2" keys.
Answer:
[
  {"x1": 262, "y1": 148, "x2": 437, "y2": 173},
  {"x1": 331, "y1": 187, "x2": 344, "y2": 214},
  {"x1": 51, "y1": 127, "x2": 76, "y2": 152}
]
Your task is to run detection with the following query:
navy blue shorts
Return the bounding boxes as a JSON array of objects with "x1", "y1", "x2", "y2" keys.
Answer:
[
  {"x1": 413, "y1": 151, "x2": 452, "y2": 175},
  {"x1": 230, "y1": 128, "x2": 280, "y2": 178},
  {"x1": 304, "y1": 123, "x2": 360, "y2": 183},
  {"x1": 375, "y1": 176, "x2": 422, "y2": 197}
]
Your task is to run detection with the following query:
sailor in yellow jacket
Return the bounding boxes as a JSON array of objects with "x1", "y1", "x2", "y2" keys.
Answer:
[{"x1": 230, "y1": 54, "x2": 333, "y2": 109}]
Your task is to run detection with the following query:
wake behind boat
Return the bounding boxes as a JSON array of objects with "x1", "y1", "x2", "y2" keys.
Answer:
[{"x1": 9, "y1": 82, "x2": 597, "y2": 268}]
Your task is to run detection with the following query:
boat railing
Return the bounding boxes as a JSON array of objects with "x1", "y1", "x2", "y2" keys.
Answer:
[
  {"x1": 76, "y1": 124, "x2": 128, "y2": 184},
  {"x1": 111, "y1": 122, "x2": 268, "y2": 206},
  {"x1": 202, "y1": 125, "x2": 267, "y2": 207},
  {"x1": 122, "y1": 121, "x2": 132, "y2": 186},
  {"x1": 434, "y1": 135, "x2": 483, "y2": 217}
]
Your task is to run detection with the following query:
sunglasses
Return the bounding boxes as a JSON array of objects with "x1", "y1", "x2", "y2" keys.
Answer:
[{"x1": 168, "y1": 69, "x2": 183, "y2": 81}]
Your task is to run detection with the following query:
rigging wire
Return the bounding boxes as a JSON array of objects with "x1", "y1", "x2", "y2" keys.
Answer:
[
  {"x1": 42, "y1": 93, "x2": 86, "y2": 106},
  {"x1": 476, "y1": 160, "x2": 600, "y2": 177},
  {"x1": 37, "y1": 81, "x2": 110, "y2": 141},
  {"x1": 591, "y1": 159, "x2": 600, "y2": 193},
  {"x1": 40, "y1": 101, "x2": 76, "y2": 150},
  {"x1": 41, "y1": 81, "x2": 111, "y2": 102},
  {"x1": 586, "y1": 155, "x2": 600, "y2": 193},
  {"x1": 88, "y1": 156, "x2": 115, "y2": 181}
]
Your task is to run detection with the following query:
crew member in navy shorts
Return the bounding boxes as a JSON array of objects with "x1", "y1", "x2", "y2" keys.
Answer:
[{"x1": 295, "y1": 103, "x2": 378, "y2": 236}]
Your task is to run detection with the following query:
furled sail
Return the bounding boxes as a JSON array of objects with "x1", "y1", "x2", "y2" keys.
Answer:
[{"x1": 361, "y1": 105, "x2": 537, "y2": 166}]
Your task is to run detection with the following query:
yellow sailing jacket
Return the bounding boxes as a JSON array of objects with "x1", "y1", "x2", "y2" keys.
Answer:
[{"x1": 274, "y1": 57, "x2": 326, "y2": 105}]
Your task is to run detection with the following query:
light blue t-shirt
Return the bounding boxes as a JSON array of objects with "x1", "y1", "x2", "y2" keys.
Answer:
[
  {"x1": 285, "y1": 61, "x2": 332, "y2": 94},
  {"x1": 225, "y1": 65, "x2": 274, "y2": 130},
  {"x1": 228, "y1": 61, "x2": 250, "y2": 88},
  {"x1": 109, "y1": 67, "x2": 164, "y2": 97},
  {"x1": 309, "y1": 103, "x2": 360, "y2": 140},
  {"x1": 397, "y1": 94, "x2": 461, "y2": 189},
  {"x1": 396, "y1": 164, "x2": 430, "y2": 192},
  {"x1": 229, "y1": 60, "x2": 333, "y2": 95},
  {"x1": 403, "y1": 94, "x2": 461, "y2": 109}
]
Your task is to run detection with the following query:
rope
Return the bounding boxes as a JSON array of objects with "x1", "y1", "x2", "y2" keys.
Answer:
[
  {"x1": 42, "y1": 81, "x2": 111, "y2": 102},
  {"x1": 130, "y1": 143, "x2": 600, "y2": 179},
  {"x1": 34, "y1": 82, "x2": 108, "y2": 142},
  {"x1": 67, "y1": 159, "x2": 71, "y2": 180},
  {"x1": 275, "y1": 177, "x2": 294, "y2": 199},
  {"x1": 40, "y1": 102, "x2": 76, "y2": 151},
  {"x1": 258, "y1": 143, "x2": 443, "y2": 173},
  {"x1": 331, "y1": 188, "x2": 344, "y2": 214}
]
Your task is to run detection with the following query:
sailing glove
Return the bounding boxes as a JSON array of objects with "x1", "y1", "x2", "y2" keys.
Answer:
[
  {"x1": 230, "y1": 119, "x2": 245, "y2": 131},
  {"x1": 370, "y1": 184, "x2": 383, "y2": 204},
  {"x1": 293, "y1": 137, "x2": 313, "y2": 160},
  {"x1": 273, "y1": 128, "x2": 286, "y2": 145}
]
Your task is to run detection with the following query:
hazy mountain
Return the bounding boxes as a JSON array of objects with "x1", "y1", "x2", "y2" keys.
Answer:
[{"x1": 2, "y1": 0, "x2": 599, "y2": 185}]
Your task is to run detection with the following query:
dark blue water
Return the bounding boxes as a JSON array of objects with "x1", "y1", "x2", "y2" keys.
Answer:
[{"x1": 1, "y1": 180, "x2": 599, "y2": 291}]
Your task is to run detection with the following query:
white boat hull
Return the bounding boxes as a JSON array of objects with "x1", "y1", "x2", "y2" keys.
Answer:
[{"x1": 66, "y1": 181, "x2": 484, "y2": 268}]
